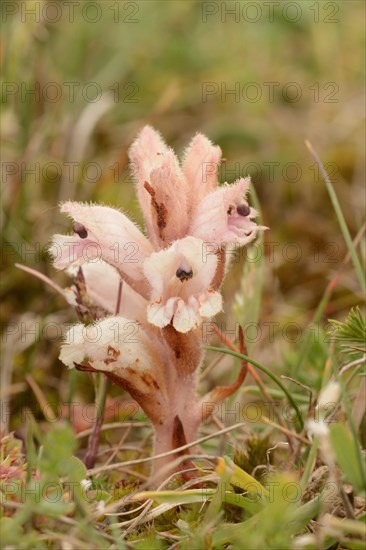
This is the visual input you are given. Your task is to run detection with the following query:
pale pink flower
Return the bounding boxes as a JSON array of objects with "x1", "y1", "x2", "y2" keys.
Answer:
[
  {"x1": 129, "y1": 127, "x2": 189, "y2": 248},
  {"x1": 60, "y1": 316, "x2": 168, "y2": 426},
  {"x1": 189, "y1": 178, "x2": 265, "y2": 245},
  {"x1": 128, "y1": 125, "x2": 171, "y2": 240},
  {"x1": 24, "y1": 126, "x2": 266, "y2": 484},
  {"x1": 143, "y1": 236, "x2": 222, "y2": 333},
  {"x1": 60, "y1": 316, "x2": 165, "y2": 395},
  {"x1": 129, "y1": 125, "x2": 263, "y2": 247},
  {"x1": 182, "y1": 132, "x2": 222, "y2": 209},
  {"x1": 51, "y1": 202, "x2": 153, "y2": 297}
]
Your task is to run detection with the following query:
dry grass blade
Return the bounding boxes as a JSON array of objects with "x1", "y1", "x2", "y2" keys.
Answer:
[{"x1": 88, "y1": 423, "x2": 247, "y2": 476}]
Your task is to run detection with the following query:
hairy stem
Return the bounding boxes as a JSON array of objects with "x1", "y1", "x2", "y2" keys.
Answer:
[{"x1": 149, "y1": 373, "x2": 201, "y2": 485}]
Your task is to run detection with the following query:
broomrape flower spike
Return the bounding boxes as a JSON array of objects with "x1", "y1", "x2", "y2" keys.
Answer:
[{"x1": 48, "y1": 126, "x2": 266, "y2": 484}]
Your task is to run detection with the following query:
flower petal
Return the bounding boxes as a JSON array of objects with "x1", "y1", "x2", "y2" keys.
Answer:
[
  {"x1": 59, "y1": 316, "x2": 165, "y2": 395},
  {"x1": 147, "y1": 151, "x2": 189, "y2": 245},
  {"x1": 143, "y1": 236, "x2": 217, "y2": 299},
  {"x1": 143, "y1": 237, "x2": 220, "y2": 332},
  {"x1": 50, "y1": 202, "x2": 153, "y2": 298},
  {"x1": 129, "y1": 126, "x2": 173, "y2": 242},
  {"x1": 173, "y1": 299, "x2": 200, "y2": 333},
  {"x1": 198, "y1": 290, "x2": 223, "y2": 318},
  {"x1": 189, "y1": 177, "x2": 266, "y2": 246},
  {"x1": 183, "y1": 133, "x2": 222, "y2": 210},
  {"x1": 147, "y1": 297, "x2": 177, "y2": 328}
]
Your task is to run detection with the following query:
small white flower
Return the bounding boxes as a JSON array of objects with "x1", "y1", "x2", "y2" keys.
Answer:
[
  {"x1": 306, "y1": 418, "x2": 329, "y2": 439},
  {"x1": 317, "y1": 380, "x2": 341, "y2": 412},
  {"x1": 306, "y1": 419, "x2": 336, "y2": 469},
  {"x1": 80, "y1": 478, "x2": 92, "y2": 491},
  {"x1": 293, "y1": 534, "x2": 317, "y2": 549},
  {"x1": 96, "y1": 500, "x2": 105, "y2": 514}
]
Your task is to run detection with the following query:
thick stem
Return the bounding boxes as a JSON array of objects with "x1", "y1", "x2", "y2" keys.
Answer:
[
  {"x1": 150, "y1": 418, "x2": 199, "y2": 486},
  {"x1": 149, "y1": 373, "x2": 201, "y2": 486}
]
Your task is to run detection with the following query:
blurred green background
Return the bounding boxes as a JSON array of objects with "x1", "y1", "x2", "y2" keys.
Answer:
[{"x1": 1, "y1": 0, "x2": 365, "y2": 429}]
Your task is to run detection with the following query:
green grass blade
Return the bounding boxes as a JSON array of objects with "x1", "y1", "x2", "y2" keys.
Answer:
[
  {"x1": 132, "y1": 488, "x2": 216, "y2": 505},
  {"x1": 233, "y1": 185, "x2": 265, "y2": 355},
  {"x1": 306, "y1": 140, "x2": 366, "y2": 297},
  {"x1": 203, "y1": 345, "x2": 304, "y2": 429}
]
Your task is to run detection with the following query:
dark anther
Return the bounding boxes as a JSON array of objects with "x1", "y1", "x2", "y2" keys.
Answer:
[
  {"x1": 73, "y1": 222, "x2": 88, "y2": 239},
  {"x1": 236, "y1": 204, "x2": 251, "y2": 217},
  {"x1": 176, "y1": 268, "x2": 193, "y2": 282}
]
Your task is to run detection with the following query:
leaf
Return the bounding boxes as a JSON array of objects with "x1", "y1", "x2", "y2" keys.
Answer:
[
  {"x1": 35, "y1": 498, "x2": 75, "y2": 517},
  {"x1": 0, "y1": 517, "x2": 23, "y2": 545},
  {"x1": 222, "y1": 491, "x2": 264, "y2": 515},
  {"x1": 66, "y1": 455, "x2": 87, "y2": 482},
  {"x1": 132, "y1": 488, "x2": 216, "y2": 505},
  {"x1": 133, "y1": 535, "x2": 166, "y2": 550},
  {"x1": 329, "y1": 423, "x2": 366, "y2": 493},
  {"x1": 216, "y1": 456, "x2": 268, "y2": 499},
  {"x1": 342, "y1": 541, "x2": 366, "y2": 550},
  {"x1": 328, "y1": 307, "x2": 366, "y2": 360},
  {"x1": 88, "y1": 490, "x2": 112, "y2": 503},
  {"x1": 39, "y1": 424, "x2": 77, "y2": 477},
  {"x1": 133, "y1": 483, "x2": 263, "y2": 518},
  {"x1": 286, "y1": 498, "x2": 322, "y2": 533},
  {"x1": 212, "y1": 474, "x2": 320, "y2": 548},
  {"x1": 204, "y1": 457, "x2": 233, "y2": 524}
]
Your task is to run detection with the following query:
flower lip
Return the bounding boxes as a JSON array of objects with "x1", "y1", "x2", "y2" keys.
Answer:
[
  {"x1": 189, "y1": 177, "x2": 264, "y2": 246},
  {"x1": 175, "y1": 257, "x2": 194, "y2": 282},
  {"x1": 236, "y1": 203, "x2": 251, "y2": 217},
  {"x1": 73, "y1": 222, "x2": 88, "y2": 239},
  {"x1": 176, "y1": 267, "x2": 193, "y2": 282},
  {"x1": 144, "y1": 236, "x2": 221, "y2": 332}
]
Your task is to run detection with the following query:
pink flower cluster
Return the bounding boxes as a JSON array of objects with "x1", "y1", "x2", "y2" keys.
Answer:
[{"x1": 50, "y1": 127, "x2": 265, "y2": 479}]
